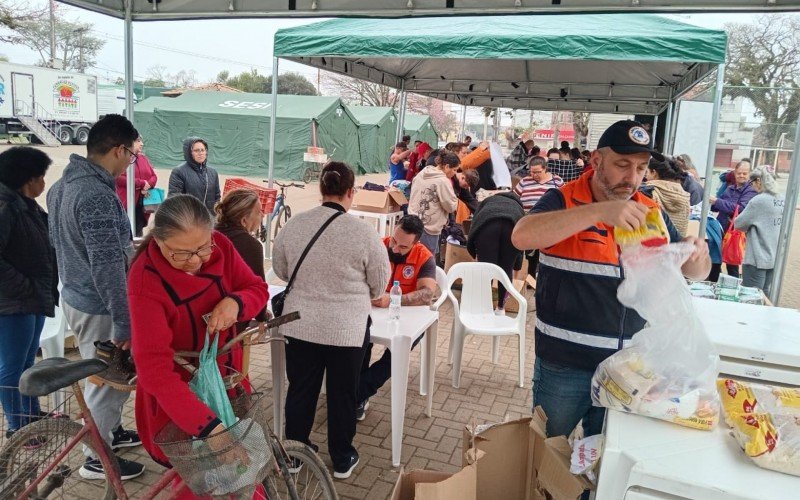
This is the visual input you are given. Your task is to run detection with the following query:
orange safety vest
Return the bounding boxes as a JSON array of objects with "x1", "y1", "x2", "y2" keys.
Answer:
[
  {"x1": 383, "y1": 237, "x2": 433, "y2": 295},
  {"x1": 534, "y1": 170, "x2": 662, "y2": 371}
]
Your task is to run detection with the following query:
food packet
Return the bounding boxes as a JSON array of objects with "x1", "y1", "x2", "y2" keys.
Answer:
[
  {"x1": 570, "y1": 434, "x2": 604, "y2": 484},
  {"x1": 614, "y1": 207, "x2": 669, "y2": 248}
]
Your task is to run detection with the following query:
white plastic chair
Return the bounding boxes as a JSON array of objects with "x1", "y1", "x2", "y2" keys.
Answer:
[
  {"x1": 39, "y1": 292, "x2": 75, "y2": 408},
  {"x1": 446, "y1": 262, "x2": 527, "y2": 388},
  {"x1": 419, "y1": 267, "x2": 449, "y2": 397}
]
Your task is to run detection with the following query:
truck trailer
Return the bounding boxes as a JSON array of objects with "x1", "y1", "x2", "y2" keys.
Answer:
[{"x1": 0, "y1": 61, "x2": 98, "y2": 146}]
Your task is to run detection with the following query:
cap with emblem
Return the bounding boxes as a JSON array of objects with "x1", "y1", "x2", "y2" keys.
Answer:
[{"x1": 597, "y1": 120, "x2": 665, "y2": 161}]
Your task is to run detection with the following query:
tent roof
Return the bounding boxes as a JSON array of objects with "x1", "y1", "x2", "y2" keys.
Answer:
[
  {"x1": 57, "y1": 1, "x2": 800, "y2": 20},
  {"x1": 403, "y1": 114, "x2": 433, "y2": 132},
  {"x1": 347, "y1": 106, "x2": 396, "y2": 126},
  {"x1": 134, "y1": 96, "x2": 174, "y2": 113},
  {"x1": 135, "y1": 91, "x2": 348, "y2": 120},
  {"x1": 274, "y1": 14, "x2": 727, "y2": 115}
]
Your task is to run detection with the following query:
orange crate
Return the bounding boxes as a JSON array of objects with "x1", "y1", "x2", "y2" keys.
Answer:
[{"x1": 223, "y1": 178, "x2": 277, "y2": 214}]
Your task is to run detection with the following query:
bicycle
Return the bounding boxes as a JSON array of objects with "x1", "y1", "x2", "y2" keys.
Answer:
[
  {"x1": 259, "y1": 181, "x2": 305, "y2": 243},
  {"x1": 0, "y1": 312, "x2": 337, "y2": 500}
]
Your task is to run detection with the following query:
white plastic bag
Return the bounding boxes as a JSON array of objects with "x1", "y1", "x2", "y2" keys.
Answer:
[
  {"x1": 591, "y1": 242, "x2": 720, "y2": 430},
  {"x1": 570, "y1": 434, "x2": 604, "y2": 484}
]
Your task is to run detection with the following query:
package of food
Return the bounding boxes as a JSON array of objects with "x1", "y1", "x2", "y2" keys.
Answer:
[
  {"x1": 717, "y1": 378, "x2": 800, "y2": 476},
  {"x1": 570, "y1": 434, "x2": 604, "y2": 484},
  {"x1": 614, "y1": 207, "x2": 670, "y2": 248},
  {"x1": 689, "y1": 281, "x2": 717, "y2": 300},
  {"x1": 715, "y1": 273, "x2": 742, "y2": 302},
  {"x1": 591, "y1": 243, "x2": 720, "y2": 430}
]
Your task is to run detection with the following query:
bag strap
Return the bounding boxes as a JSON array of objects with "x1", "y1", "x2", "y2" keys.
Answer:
[{"x1": 285, "y1": 210, "x2": 344, "y2": 293}]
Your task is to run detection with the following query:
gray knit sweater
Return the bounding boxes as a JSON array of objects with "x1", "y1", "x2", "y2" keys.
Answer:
[
  {"x1": 734, "y1": 192, "x2": 784, "y2": 269},
  {"x1": 272, "y1": 205, "x2": 390, "y2": 347}
]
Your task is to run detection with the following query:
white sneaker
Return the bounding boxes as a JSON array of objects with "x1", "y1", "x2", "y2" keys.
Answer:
[{"x1": 494, "y1": 309, "x2": 506, "y2": 316}]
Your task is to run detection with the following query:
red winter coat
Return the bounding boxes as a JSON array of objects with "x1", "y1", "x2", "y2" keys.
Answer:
[
  {"x1": 128, "y1": 231, "x2": 269, "y2": 466},
  {"x1": 116, "y1": 154, "x2": 158, "y2": 210}
]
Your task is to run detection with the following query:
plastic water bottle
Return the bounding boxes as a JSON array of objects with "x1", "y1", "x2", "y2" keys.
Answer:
[{"x1": 389, "y1": 281, "x2": 402, "y2": 322}]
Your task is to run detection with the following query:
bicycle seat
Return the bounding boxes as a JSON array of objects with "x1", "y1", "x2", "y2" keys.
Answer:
[{"x1": 20, "y1": 357, "x2": 108, "y2": 397}]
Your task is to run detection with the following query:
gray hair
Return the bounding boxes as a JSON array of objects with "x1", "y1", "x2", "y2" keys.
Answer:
[
  {"x1": 133, "y1": 194, "x2": 213, "y2": 261},
  {"x1": 750, "y1": 165, "x2": 778, "y2": 195}
]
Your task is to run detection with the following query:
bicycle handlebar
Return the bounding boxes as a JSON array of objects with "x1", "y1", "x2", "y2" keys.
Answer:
[{"x1": 265, "y1": 181, "x2": 306, "y2": 189}]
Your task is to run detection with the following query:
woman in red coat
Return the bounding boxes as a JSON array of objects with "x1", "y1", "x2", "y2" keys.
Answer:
[
  {"x1": 116, "y1": 134, "x2": 158, "y2": 236},
  {"x1": 127, "y1": 194, "x2": 268, "y2": 496}
]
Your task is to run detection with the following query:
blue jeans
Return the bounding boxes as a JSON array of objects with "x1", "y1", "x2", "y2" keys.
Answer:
[
  {"x1": 532, "y1": 357, "x2": 605, "y2": 438},
  {"x1": 0, "y1": 314, "x2": 44, "y2": 431}
]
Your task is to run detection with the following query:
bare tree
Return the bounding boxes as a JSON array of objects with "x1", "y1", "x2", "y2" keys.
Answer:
[
  {"x1": 144, "y1": 65, "x2": 170, "y2": 87},
  {"x1": 173, "y1": 69, "x2": 198, "y2": 88},
  {"x1": 6, "y1": 16, "x2": 104, "y2": 71},
  {"x1": 322, "y1": 72, "x2": 399, "y2": 107},
  {"x1": 0, "y1": 0, "x2": 46, "y2": 43},
  {"x1": 572, "y1": 112, "x2": 591, "y2": 148}
]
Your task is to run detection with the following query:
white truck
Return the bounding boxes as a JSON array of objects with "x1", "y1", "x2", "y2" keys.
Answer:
[{"x1": 0, "y1": 61, "x2": 98, "y2": 146}]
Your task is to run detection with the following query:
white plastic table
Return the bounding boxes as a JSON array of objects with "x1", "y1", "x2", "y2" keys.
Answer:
[
  {"x1": 349, "y1": 209, "x2": 403, "y2": 238},
  {"x1": 596, "y1": 409, "x2": 799, "y2": 499},
  {"x1": 267, "y1": 290, "x2": 439, "y2": 467}
]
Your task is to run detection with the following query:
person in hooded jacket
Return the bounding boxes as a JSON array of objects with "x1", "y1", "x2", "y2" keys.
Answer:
[
  {"x1": 168, "y1": 137, "x2": 220, "y2": 213},
  {"x1": 467, "y1": 192, "x2": 525, "y2": 313},
  {"x1": 408, "y1": 152, "x2": 459, "y2": 256},
  {"x1": 0, "y1": 147, "x2": 58, "y2": 440},
  {"x1": 640, "y1": 158, "x2": 691, "y2": 237}
]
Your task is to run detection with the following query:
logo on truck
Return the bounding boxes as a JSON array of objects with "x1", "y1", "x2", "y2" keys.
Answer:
[
  {"x1": 53, "y1": 80, "x2": 80, "y2": 114},
  {"x1": 0, "y1": 75, "x2": 5, "y2": 106}
]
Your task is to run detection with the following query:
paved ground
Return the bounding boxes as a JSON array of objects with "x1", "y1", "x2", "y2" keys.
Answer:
[{"x1": 2, "y1": 143, "x2": 799, "y2": 498}]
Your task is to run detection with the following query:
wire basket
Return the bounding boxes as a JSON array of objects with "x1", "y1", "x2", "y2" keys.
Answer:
[
  {"x1": 154, "y1": 393, "x2": 273, "y2": 498},
  {"x1": 223, "y1": 179, "x2": 277, "y2": 214},
  {"x1": 0, "y1": 386, "x2": 74, "y2": 448}
]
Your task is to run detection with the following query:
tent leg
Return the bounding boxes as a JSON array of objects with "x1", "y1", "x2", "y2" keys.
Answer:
[
  {"x1": 663, "y1": 101, "x2": 674, "y2": 155},
  {"x1": 459, "y1": 104, "x2": 467, "y2": 142},
  {"x1": 650, "y1": 115, "x2": 659, "y2": 149},
  {"x1": 396, "y1": 89, "x2": 407, "y2": 144},
  {"x1": 768, "y1": 112, "x2": 800, "y2": 305},
  {"x1": 124, "y1": 2, "x2": 135, "y2": 234},
  {"x1": 699, "y1": 64, "x2": 725, "y2": 238},
  {"x1": 265, "y1": 57, "x2": 279, "y2": 260}
]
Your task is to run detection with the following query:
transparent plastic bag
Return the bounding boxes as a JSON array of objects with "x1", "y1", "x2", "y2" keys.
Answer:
[{"x1": 591, "y1": 242, "x2": 720, "y2": 430}]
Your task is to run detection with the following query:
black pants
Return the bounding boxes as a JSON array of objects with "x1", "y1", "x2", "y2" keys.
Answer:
[
  {"x1": 358, "y1": 333, "x2": 424, "y2": 403},
  {"x1": 284, "y1": 322, "x2": 369, "y2": 470},
  {"x1": 709, "y1": 262, "x2": 740, "y2": 282},
  {"x1": 473, "y1": 220, "x2": 520, "y2": 308},
  {"x1": 526, "y1": 249, "x2": 540, "y2": 280}
]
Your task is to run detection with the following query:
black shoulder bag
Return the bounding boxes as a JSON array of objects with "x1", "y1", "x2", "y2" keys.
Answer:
[{"x1": 271, "y1": 211, "x2": 343, "y2": 316}]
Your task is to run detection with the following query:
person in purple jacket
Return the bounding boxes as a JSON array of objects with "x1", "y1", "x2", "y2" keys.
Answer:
[{"x1": 709, "y1": 160, "x2": 757, "y2": 278}]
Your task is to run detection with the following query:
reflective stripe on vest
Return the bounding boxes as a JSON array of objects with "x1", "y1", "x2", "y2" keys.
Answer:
[
  {"x1": 538, "y1": 253, "x2": 621, "y2": 279},
  {"x1": 536, "y1": 318, "x2": 633, "y2": 350}
]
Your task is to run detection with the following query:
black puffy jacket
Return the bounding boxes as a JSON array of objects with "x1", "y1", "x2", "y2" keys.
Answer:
[{"x1": 0, "y1": 182, "x2": 58, "y2": 316}]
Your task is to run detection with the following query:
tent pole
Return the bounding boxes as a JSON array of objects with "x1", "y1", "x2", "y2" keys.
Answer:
[
  {"x1": 395, "y1": 81, "x2": 406, "y2": 143},
  {"x1": 124, "y1": 1, "x2": 135, "y2": 234},
  {"x1": 265, "y1": 57, "x2": 279, "y2": 260},
  {"x1": 699, "y1": 64, "x2": 725, "y2": 239},
  {"x1": 663, "y1": 100, "x2": 674, "y2": 154},
  {"x1": 768, "y1": 112, "x2": 800, "y2": 305},
  {"x1": 650, "y1": 115, "x2": 659, "y2": 149},
  {"x1": 459, "y1": 104, "x2": 467, "y2": 142}
]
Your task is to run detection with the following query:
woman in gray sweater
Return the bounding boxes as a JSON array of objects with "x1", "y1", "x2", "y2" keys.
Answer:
[
  {"x1": 272, "y1": 162, "x2": 389, "y2": 479},
  {"x1": 734, "y1": 166, "x2": 784, "y2": 295}
]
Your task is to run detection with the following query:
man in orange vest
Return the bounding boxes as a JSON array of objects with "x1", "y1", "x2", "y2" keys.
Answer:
[
  {"x1": 357, "y1": 215, "x2": 438, "y2": 421},
  {"x1": 512, "y1": 120, "x2": 711, "y2": 439}
]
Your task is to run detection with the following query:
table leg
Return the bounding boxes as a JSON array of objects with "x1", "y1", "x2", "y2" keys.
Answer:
[
  {"x1": 420, "y1": 333, "x2": 427, "y2": 396},
  {"x1": 425, "y1": 323, "x2": 437, "y2": 417},
  {"x1": 390, "y1": 334, "x2": 412, "y2": 467},
  {"x1": 271, "y1": 335, "x2": 286, "y2": 441},
  {"x1": 379, "y1": 214, "x2": 388, "y2": 238}
]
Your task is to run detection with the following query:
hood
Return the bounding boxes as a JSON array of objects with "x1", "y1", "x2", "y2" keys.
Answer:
[
  {"x1": 494, "y1": 190, "x2": 523, "y2": 208},
  {"x1": 417, "y1": 142, "x2": 433, "y2": 158},
  {"x1": 421, "y1": 165, "x2": 447, "y2": 180},
  {"x1": 63, "y1": 154, "x2": 115, "y2": 189},
  {"x1": 183, "y1": 137, "x2": 208, "y2": 168},
  {"x1": 0, "y1": 181, "x2": 26, "y2": 210},
  {"x1": 647, "y1": 179, "x2": 687, "y2": 196}
]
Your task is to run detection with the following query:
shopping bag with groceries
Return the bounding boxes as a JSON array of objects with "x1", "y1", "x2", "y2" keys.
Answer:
[{"x1": 591, "y1": 213, "x2": 720, "y2": 430}]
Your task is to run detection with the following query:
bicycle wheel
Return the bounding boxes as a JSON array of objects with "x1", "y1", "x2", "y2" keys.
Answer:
[
  {"x1": 260, "y1": 440, "x2": 337, "y2": 500},
  {"x1": 0, "y1": 418, "x2": 118, "y2": 499},
  {"x1": 272, "y1": 207, "x2": 286, "y2": 241}
]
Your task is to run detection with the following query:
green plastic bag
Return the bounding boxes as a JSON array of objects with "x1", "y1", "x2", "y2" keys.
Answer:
[{"x1": 189, "y1": 332, "x2": 237, "y2": 427}]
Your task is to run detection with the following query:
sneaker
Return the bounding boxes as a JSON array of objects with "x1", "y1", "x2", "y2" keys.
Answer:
[
  {"x1": 93, "y1": 341, "x2": 137, "y2": 389},
  {"x1": 494, "y1": 308, "x2": 506, "y2": 316},
  {"x1": 286, "y1": 442, "x2": 319, "y2": 474},
  {"x1": 333, "y1": 453, "x2": 359, "y2": 480},
  {"x1": 355, "y1": 400, "x2": 369, "y2": 422},
  {"x1": 79, "y1": 456, "x2": 145, "y2": 481},
  {"x1": 112, "y1": 426, "x2": 141, "y2": 451},
  {"x1": 6, "y1": 428, "x2": 46, "y2": 450}
]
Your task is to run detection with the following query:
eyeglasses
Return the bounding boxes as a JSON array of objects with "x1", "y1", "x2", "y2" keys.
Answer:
[
  {"x1": 168, "y1": 242, "x2": 216, "y2": 262},
  {"x1": 123, "y1": 146, "x2": 138, "y2": 163},
  {"x1": 192, "y1": 148, "x2": 208, "y2": 153}
]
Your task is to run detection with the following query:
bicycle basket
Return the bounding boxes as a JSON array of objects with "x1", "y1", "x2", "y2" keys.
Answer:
[
  {"x1": 223, "y1": 179, "x2": 277, "y2": 214},
  {"x1": 154, "y1": 393, "x2": 273, "y2": 497}
]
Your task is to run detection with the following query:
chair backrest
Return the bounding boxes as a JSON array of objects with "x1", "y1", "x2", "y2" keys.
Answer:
[
  {"x1": 39, "y1": 299, "x2": 67, "y2": 343},
  {"x1": 447, "y1": 262, "x2": 513, "y2": 315},
  {"x1": 431, "y1": 266, "x2": 449, "y2": 311}
]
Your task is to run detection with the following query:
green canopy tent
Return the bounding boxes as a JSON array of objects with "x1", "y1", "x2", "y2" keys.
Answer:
[
  {"x1": 133, "y1": 96, "x2": 174, "y2": 143},
  {"x1": 132, "y1": 91, "x2": 360, "y2": 179},
  {"x1": 403, "y1": 114, "x2": 439, "y2": 149},
  {"x1": 347, "y1": 105, "x2": 398, "y2": 174}
]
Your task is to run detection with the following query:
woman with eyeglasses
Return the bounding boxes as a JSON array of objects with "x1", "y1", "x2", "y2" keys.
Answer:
[
  {"x1": 167, "y1": 137, "x2": 221, "y2": 213},
  {"x1": 127, "y1": 194, "x2": 268, "y2": 491},
  {"x1": 115, "y1": 132, "x2": 158, "y2": 236}
]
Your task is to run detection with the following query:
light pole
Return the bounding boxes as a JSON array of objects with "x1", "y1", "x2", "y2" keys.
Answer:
[{"x1": 73, "y1": 27, "x2": 88, "y2": 73}]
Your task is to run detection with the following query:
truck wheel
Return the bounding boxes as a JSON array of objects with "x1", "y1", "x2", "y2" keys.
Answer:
[
  {"x1": 57, "y1": 126, "x2": 74, "y2": 145},
  {"x1": 73, "y1": 127, "x2": 90, "y2": 145}
]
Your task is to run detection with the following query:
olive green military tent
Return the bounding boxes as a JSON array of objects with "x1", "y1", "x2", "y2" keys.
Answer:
[
  {"x1": 132, "y1": 91, "x2": 360, "y2": 179},
  {"x1": 403, "y1": 114, "x2": 439, "y2": 149},
  {"x1": 346, "y1": 105, "x2": 398, "y2": 174}
]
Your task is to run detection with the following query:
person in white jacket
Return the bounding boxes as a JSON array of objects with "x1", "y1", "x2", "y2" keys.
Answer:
[{"x1": 408, "y1": 150, "x2": 459, "y2": 256}]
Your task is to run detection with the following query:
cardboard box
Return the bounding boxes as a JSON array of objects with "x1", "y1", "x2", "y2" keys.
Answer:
[
  {"x1": 444, "y1": 242, "x2": 475, "y2": 273},
  {"x1": 391, "y1": 463, "x2": 478, "y2": 500},
  {"x1": 504, "y1": 279, "x2": 527, "y2": 313},
  {"x1": 462, "y1": 407, "x2": 591, "y2": 500},
  {"x1": 352, "y1": 189, "x2": 408, "y2": 213}
]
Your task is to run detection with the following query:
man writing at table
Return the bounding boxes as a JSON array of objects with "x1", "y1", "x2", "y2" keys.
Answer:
[{"x1": 357, "y1": 215, "x2": 438, "y2": 421}]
